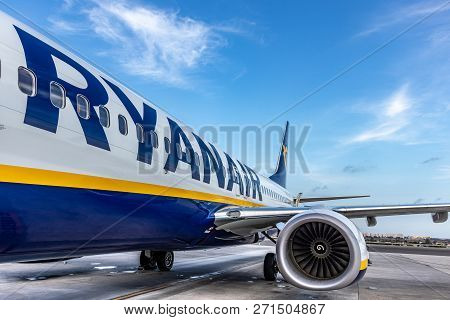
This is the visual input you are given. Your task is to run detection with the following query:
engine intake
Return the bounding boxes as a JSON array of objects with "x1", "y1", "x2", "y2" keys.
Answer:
[
  {"x1": 290, "y1": 221, "x2": 350, "y2": 279},
  {"x1": 276, "y1": 209, "x2": 364, "y2": 291}
]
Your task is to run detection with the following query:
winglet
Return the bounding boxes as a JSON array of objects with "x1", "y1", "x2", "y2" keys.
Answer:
[{"x1": 269, "y1": 121, "x2": 289, "y2": 188}]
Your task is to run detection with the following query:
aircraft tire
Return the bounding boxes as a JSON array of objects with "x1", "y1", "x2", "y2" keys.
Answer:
[
  {"x1": 155, "y1": 251, "x2": 174, "y2": 271},
  {"x1": 263, "y1": 252, "x2": 278, "y2": 281}
]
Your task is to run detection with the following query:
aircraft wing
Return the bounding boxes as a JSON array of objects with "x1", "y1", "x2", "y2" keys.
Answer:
[
  {"x1": 214, "y1": 204, "x2": 450, "y2": 236},
  {"x1": 298, "y1": 195, "x2": 370, "y2": 203},
  {"x1": 332, "y1": 203, "x2": 450, "y2": 219}
]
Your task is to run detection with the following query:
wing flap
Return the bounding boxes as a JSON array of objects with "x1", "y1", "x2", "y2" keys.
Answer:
[{"x1": 332, "y1": 203, "x2": 450, "y2": 219}]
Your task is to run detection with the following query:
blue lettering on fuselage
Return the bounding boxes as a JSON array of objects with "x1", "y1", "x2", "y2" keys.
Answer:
[
  {"x1": 243, "y1": 164, "x2": 262, "y2": 201},
  {"x1": 192, "y1": 133, "x2": 225, "y2": 188},
  {"x1": 13, "y1": 26, "x2": 264, "y2": 201},
  {"x1": 164, "y1": 118, "x2": 200, "y2": 181},
  {"x1": 102, "y1": 78, "x2": 157, "y2": 165},
  {"x1": 237, "y1": 160, "x2": 251, "y2": 197},
  {"x1": 224, "y1": 153, "x2": 244, "y2": 195},
  {"x1": 15, "y1": 26, "x2": 110, "y2": 151}
]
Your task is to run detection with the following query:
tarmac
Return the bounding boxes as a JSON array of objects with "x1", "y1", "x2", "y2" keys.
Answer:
[
  {"x1": 0, "y1": 244, "x2": 448, "y2": 300},
  {"x1": 368, "y1": 244, "x2": 450, "y2": 256}
]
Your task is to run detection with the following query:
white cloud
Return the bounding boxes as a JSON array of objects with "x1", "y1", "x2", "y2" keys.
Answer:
[
  {"x1": 348, "y1": 2, "x2": 450, "y2": 147},
  {"x1": 384, "y1": 85, "x2": 410, "y2": 116},
  {"x1": 50, "y1": 0, "x2": 248, "y2": 87},
  {"x1": 86, "y1": 6, "x2": 127, "y2": 42},
  {"x1": 347, "y1": 84, "x2": 413, "y2": 143},
  {"x1": 435, "y1": 165, "x2": 450, "y2": 180},
  {"x1": 62, "y1": 0, "x2": 78, "y2": 10},
  {"x1": 84, "y1": 0, "x2": 227, "y2": 86},
  {"x1": 356, "y1": 1, "x2": 450, "y2": 37},
  {"x1": 48, "y1": 17, "x2": 86, "y2": 33}
]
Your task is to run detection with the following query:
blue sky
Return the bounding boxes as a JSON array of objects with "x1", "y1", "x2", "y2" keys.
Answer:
[{"x1": 2, "y1": 0, "x2": 450, "y2": 237}]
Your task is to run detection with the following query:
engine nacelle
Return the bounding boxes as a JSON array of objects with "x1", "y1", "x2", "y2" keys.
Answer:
[
  {"x1": 276, "y1": 209, "x2": 368, "y2": 291},
  {"x1": 366, "y1": 216, "x2": 377, "y2": 227},
  {"x1": 432, "y1": 211, "x2": 448, "y2": 223}
]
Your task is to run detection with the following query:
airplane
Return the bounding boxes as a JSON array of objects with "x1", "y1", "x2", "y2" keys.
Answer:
[{"x1": 0, "y1": 9, "x2": 448, "y2": 291}]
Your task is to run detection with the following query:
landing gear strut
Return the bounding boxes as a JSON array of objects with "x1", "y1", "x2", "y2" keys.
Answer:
[
  {"x1": 140, "y1": 250, "x2": 174, "y2": 271},
  {"x1": 140, "y1": 250, "x2": 157, "y2": 270},
  {"x1": 263, "y1": 252, "x2": 278, "y2": 281},
  {"x1": 261, "y1": 231, "x2": 279, "y2": 281}
]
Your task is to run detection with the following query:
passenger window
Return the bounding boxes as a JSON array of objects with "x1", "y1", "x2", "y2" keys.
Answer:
[
  {"x1": 234, "y1": 169, "x2": 240, "y2": 183},
  {"x1": 186, "y1": 149, "x2": 192, "y2": 163},
  {"x1": 164, "y1": 137, "x2": 170, "y2": 153},
  {"x1": 230, "y1": 168, "x2": 237, "y2": 182},
  {"x1": 194, "y1": 152, "x2": 200, "y2": 166},
  {"x1": 136, "y1": 124, "x2": 144, "y2": 143},
  {"x1": 76, "y1": 94, "x2": 90, "y2": 119},
  {"x1": 149, "y1": 131, "x2": 158, "y2": 148},
  {"x1": 18, "y1": 66, "x2": 37, "y2": 96},
  {"x1": 118, "y1": 115, "x2": 128, "y2": 135},
  {"x1": 176, "y1": 143, "x2": 183, "y2": 159},
  {"x1": 50, "y1": 82, "x2": 66, "y2": 109},
  {"x1": 98, "y1": 106, "x2": 110, "y2": 128}
]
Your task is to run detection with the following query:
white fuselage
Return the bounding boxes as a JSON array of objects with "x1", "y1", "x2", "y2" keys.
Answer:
[{"x1": 0, "y1": 10, "x2": 293, "y2": 262}]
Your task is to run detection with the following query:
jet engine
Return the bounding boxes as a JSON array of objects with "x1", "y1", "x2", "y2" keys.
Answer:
[{"x1": 276, "y1": 209, "x2": 368, "y2": 291}]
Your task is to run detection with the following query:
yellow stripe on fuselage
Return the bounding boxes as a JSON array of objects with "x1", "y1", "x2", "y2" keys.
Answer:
[{"x1": 0, "y1": 164, "x2": 263, "y2": 207}]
